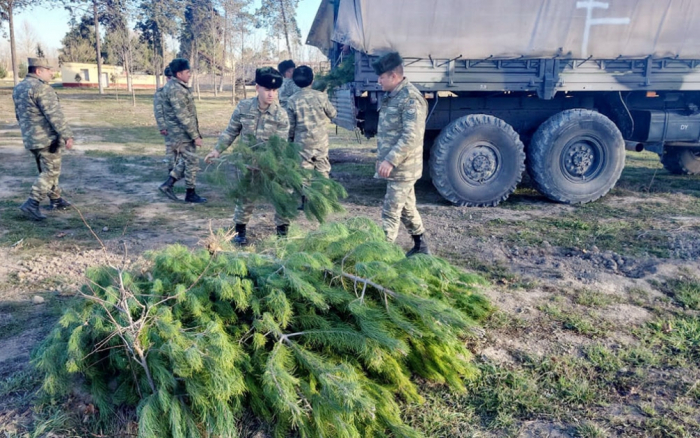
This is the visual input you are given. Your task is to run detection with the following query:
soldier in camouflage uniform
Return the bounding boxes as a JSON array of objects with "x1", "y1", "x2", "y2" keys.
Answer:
[
  {"x1": 373, "y1": 52, "x2": 430, "y2": 256},
  {"x1": 153, "y1": 66, "x2": 175, "y2": 173},
  {"x1": 277, "y1": 59, "x2": 300, "y2": 110},
  {"x1": 205, "y1": 67, "x2": 289, "y2": 245},
  {"x1": 287, "y1": 66, "x2": 337, "y2": 178},
  {"x1": 158, "y1": 58, "x2": 206, "y2": 203},
  {"x1": 13, "y1": 57, "x2": 75, "y2": 221}
]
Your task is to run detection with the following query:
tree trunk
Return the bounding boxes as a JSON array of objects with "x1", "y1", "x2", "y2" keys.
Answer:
[
  {"x1": 241, "y1": 33, "x2": 247, "y2": 99},
  {"x1": 94, "y1": 0, "x2": 104, "y2": 95},
  {"x1": 9, "y1": 2, "x2": 18, "y2": 86},
  {"x1": 278, "y1": 0, "x2": 292, "y2": 56},
  {"x1": 231, "y1": 59, "x2": 236, "y2": 106}
]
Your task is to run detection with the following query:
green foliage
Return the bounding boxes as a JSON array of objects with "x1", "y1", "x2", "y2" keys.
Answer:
[
  {"x1": 18, "y1": 63, "x2": 28, "y2": 79},
  {"x1": 205, "y1": 136, "x2": 347, "y2": 223},
  {"x1": 34, "y1": 218, "x2": 491, "y2": 438},
  {"x1": 314, "y1": 56, "x2": 356, "y2": 93},
  {"x1": 0, "y1": 64, "x2": 7, "y2": 79}
]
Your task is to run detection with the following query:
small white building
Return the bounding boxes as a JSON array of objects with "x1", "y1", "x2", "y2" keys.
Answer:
[{"x1": 61, "y1": 62, "x2": 157, "y2": 89}]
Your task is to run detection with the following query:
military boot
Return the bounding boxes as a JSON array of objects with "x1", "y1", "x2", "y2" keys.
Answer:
[
  {"x1": 233, "y1": 223, "x2": 248, "y2": 246},
  {"x1": 47, "y1": 198, "x2": 72, "y2": 211},
  {"x1": 159, "y1": 176, "x2": 180, "y2": 201},
  {"x1": 185, "y1": 188, "x2": 207, "y2": 203},
  {"x1": 406, "y1": 234, "x2": 431, "y2": 257},
  {"x1": 276, "y1": 224, "x2": 289, "y2": 238},
  {"x1": 19, "y1": 198, "x2": 46, "y2": 221},
  {"x1": 297, "y1": 195, "x2": 306, "y2": 211}
]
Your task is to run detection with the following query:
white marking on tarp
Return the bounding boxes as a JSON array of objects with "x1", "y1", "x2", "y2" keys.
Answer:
[{"x1": 577, "y1": 0, "x2": 631, "y2": 57}]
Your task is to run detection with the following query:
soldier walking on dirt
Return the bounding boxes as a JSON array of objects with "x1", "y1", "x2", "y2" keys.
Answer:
[
  {"x1": 286, "y1": 65, "x2": 337, "y2": 209},
  {"x1": 13, "y1": 57, "x2": 75, "y2": 221},
  {"x1": 153, "y1": 66, "x2": 175, "y2": 174},
  {"x1": 158, "y1": 59, "x2": 207, "y2": 203},
  {"x1": 204, "y1": 67, "x2": 289, "y2": 245},
  {"x1": 373, "y1": 52, "x2": 430, "y2": 256},
  {"x1": 278, "y1": 60, "x2": 300, "y2": 110}
]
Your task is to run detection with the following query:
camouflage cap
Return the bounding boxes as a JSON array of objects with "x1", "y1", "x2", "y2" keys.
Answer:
[
  {"x1": 372, "y1": 52, "x2": 403, "y2": 76},
  {"x1": 27, "y1": 57, "x2": 55, "y2": 69},
  {"x1": 255, "y1": 67, "x2": 283, "y2": 90}
]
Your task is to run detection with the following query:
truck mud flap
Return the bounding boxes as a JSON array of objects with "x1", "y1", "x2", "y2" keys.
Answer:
[{"x1": 330, "y1": 86, "x2": 358, "y2": 132}]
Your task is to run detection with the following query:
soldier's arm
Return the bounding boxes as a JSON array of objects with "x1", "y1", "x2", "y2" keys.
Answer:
[
  {"x1": 383, "y1": 98, "x2": 420, "y2": 167},
  {"x1": 323, "y1": 95, "x2": 338, "y2": 120},
  {"x1": 215, "y1": 103, "x2": 243, "y2": 153},
  {"x1": 286, "y1": 101, "x2": 297, "y2": 142},
  {"x1": 276, "y1": 107, "x2": 291, "y2": 140},
  {"x1": 35, "y1": 87, "x2": 73, "y2": 140},
  {"x1": 153, "y1": 92, "x2": 166, "y2": 131},
  {"x1": 170, "y1": 88, "x2": 200, "y2": 140}
]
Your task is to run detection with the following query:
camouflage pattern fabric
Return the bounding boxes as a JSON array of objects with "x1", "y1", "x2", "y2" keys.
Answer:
[
  {"x1": 162, "y1": 78, "x2": 201, "y2": 144},
  {"x1": 287, "y1": 88, "x2": 337, "y2": 177},
  {"x1": 375, "y1": 79, "x2": 427, "y2": 182},
  {"x1": 13, "y1": 74, "x2": 73, "y2": 151},
  {"x1": 153, "y1": 87, "x2": 167, "y2": 131},
  {"x1": 154, "y1": 87, "x2": 175, "y2": 170},
  {"x1": 29, "y1": 147, "x2": 63, "y2": 202},
  {"x1": 382, "y1": 181, "x2": 425, "y2": 242},
  {"x1": 170, "y1": 142, "x2": 199, "y2": 189},
  {"x1": 215, "y1": 98, "x2": 291, "y2": 225},
  {"x1": 278, "y1": 77, "x2": 301, "y2": 109},
  {"x1": 215, "y1": 98, "x2": 289, "y2": 152}
]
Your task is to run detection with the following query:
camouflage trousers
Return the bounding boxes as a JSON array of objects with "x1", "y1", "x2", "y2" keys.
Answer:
[
  {"x1": 382, "y1": 180, "x2": 425, "y2": 242},
  {"x1": 300, "y1": 151, "x2": 331, "y2": 178},
  {"x1": 164, "y1": 142, "x2": 176, "y2": 172},
  {"x1": 29, "y1": 147, "x2": 62, "y2": 202},
  {"x1": 170, "y1": 141, "x2": 199, "y2": 189},
  {"x1": 233, "y1": 200, "x2": 291, "y2": 227}
]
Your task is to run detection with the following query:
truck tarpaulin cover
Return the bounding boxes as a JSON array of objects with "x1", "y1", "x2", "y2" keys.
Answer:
[{"x1": 309, "y1": 0, "x2": 700, "y2": 60}]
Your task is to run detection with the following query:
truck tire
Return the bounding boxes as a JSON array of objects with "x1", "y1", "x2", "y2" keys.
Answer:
[
  {"x1": 430, "y1": 115, "x2": 525, "y2": 206},
  {"x1": 528, "y1": 109, "x2": 625, "y2": 204},
  {"x1": 660, "y1": 146, "x2": 700, "y2": 175}
]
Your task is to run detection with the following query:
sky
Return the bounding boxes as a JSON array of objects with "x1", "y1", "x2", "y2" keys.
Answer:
[{"x1": 5, "y1": 0, "x2": 323, "y2": 52}]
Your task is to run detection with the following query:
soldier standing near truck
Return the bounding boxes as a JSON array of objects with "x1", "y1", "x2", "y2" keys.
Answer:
[
  {"x1": 158, "y1": 58, "x2": 207, "y2": 204},
  {"x1": 153, "y1": 66, "x2": 175, "y2": 174},
  {"x1": 14, "y1": 57, "x2": 75, "y2": 221},
  {"x1": 204, "y1": 67, "x2": 290, "y2": 245},
  {"x1": 373, "y1": 52, "x2": 430, "y2": 256},
  {"x1": 278, "y1": 60, "x2": 300, "y2": 109}
]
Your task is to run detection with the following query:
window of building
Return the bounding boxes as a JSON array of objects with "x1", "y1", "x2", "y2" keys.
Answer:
[{"x1": 81, "y1": 69, "x2": 90, "y2": 81}]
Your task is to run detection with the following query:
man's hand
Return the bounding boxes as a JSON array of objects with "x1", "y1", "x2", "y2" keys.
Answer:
[
  {"x1": 160, "y1": 129, "x2": 168, "y2": 136},
  {"x1": 204, "y1": 149, "x2": 220, "y2": 164},
  {"x1": 194, "y1": 138, "x2": 203, "y2": 147},
  {"x1": 378, "y1": 160, "x2": 394, "y2": 178},
  {"x1": 65, "y1": 138, "x2": 74, "y2": 150}
]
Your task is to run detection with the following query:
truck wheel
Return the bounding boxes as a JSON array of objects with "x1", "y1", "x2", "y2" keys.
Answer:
[
  {"x1": 430, "y1": 115, "x2": 525, "y2": 206},
  {"x1": 660, "y1": 146, "x2": 700, "y2": 175},
  {"x1": 528, "y1": 109, "x2": 625, "y2": 204}
]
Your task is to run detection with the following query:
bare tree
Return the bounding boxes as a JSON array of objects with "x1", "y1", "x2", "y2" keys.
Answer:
[{"x1": 0, "y1": 0, "x2": 43, "y2": 86}]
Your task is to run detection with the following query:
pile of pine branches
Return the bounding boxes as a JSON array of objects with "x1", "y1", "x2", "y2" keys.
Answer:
[{"x1": 34, "y1": 218, "x2": 491, "y2": 438}]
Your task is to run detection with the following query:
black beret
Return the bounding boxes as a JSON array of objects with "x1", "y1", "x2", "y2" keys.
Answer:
[
  {"x1": 164, "y1": 66, "x2": 172, "y2": 77},
  {"x1": 169, "y1": 58, "x2": 190, "y2": 75},
  {"x1": 292, "y1": 66, "x2": 314, "y2": 88},
  {"x1": 372, "y1": 52, "x2": 403, "y2": 76},
  {"x1": 278, "y1": 59, "x2": 296, "y2": 73},
  {"x1": 255, "y1": 67, "x2": 284, "y2": 90}
]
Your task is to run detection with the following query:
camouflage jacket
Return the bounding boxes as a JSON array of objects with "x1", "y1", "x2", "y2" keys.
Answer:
[
  {"x1": 215, "y1": 98, "x2": 290, "y2": 153},
  {"x1": 287, "y1": 88, "x2": 337, "y2": 158},
  {"x1": 13, "y1": 74, "x2": 73, "y2": 151},
  {"x1": 375, "y1": 79, "x2": 428, "y2": 182},
  {"x1": 162, "y1": 78, "x2": 201, "y2": 144},
  {"x1": 153, "y1": 87, "x2": 166, "y2": 131},
  {"x1": 278, "y1": 78, "x2": 301, "y2": 109}
]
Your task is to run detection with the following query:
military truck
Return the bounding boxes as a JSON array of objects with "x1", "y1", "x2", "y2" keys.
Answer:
[{"x1": 307, "y1": 0, "x2": 700, "y2": 206}]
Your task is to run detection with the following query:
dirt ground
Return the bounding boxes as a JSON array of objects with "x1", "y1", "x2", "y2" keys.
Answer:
[{"x1": 2, "y1": 89, "x2": 700, "y2": 437}]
